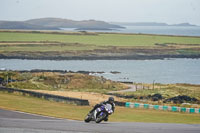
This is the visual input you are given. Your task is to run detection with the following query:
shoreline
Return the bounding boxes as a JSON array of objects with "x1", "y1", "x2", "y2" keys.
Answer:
[
  {"x1": 1, "y1": 69, "x2": 200, "y2": 85},
  {"x1": 1, "y1": 54, "x2": 200, "y2": 60},
  {"x1": 1, "y1": 29, "x2": 200, "y2": 38}
]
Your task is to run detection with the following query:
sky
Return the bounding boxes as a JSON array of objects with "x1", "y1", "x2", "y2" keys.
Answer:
[{"x1": 0, "y1": 0, "x2": 200, "y2": 25}]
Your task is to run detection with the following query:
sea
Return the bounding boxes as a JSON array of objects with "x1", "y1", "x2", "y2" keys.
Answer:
[
  {"x1": 1, "y1": 58, "x2": 200, "y2": 84},
  {"x1": 61, "y1": 25, "x2": 200, "y2": 36}
]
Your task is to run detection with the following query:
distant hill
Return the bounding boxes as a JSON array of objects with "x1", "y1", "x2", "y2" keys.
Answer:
[
  {"x1": 111, "y1": 22, "x2": 197, "y2": 27},
  {"x1": 0, "y1": 18, "x2": 124, "y2": 30},
  {"x1": 0, "y1": 21, "x2": 59, "y2": 30},
  {"x1": 25, "y1": 18, "x2": 124, "y2": 29}
]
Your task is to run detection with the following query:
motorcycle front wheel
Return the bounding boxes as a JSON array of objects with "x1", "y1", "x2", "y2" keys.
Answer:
[
  {"x1": 84, "y1": 113, "x2": 92, "y2": 123},
  {"x1": 95, "y1": 113, "x2": 107, "y2": 123}
]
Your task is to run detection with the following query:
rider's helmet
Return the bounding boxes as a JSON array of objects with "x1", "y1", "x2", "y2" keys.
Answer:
[{"x1": 108, "y1": 97, "x2": 114, "y2": 104}]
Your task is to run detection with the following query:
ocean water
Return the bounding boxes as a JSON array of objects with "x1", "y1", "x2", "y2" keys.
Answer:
[
  {"x1": 119, "y1": 26, "x2": 200, "y2": 36},
  {"x1": 1, "y1": 58, "x2": 200, "y2": 84},
  {"x1": 62, "y1": 26, "x2": 200, "y2": 36}
]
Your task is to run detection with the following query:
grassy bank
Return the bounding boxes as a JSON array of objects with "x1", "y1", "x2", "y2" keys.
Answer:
[
  {"x1": 1, "y1": 31, "x2": 200, "y2": 47},
  {"x1": 1, "y1": 31, "x2": 200, "y2": 60},
  {"x1": 113, "y1": 83, "x2": 200, "y2": 108},
  {"x1": 0, "y1": 71, "x2": 127, "y2": 93},
  {"x1": 0, "y1": 91, "x2": 199, "y2": 124}
]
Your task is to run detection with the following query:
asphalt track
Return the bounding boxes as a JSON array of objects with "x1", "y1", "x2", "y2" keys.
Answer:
[{"x1": 0, "y1": 109, "x2": 200, "y2": 133}]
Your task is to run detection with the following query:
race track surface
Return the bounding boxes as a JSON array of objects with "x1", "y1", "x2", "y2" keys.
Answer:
[{"x1": 0, "y1": 109, "x2": 200, "y2": 133}]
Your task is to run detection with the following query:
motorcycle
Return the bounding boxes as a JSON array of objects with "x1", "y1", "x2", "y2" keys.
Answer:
[{"x1": 84, "y1": 103, "x2": 113, "y2": 123}]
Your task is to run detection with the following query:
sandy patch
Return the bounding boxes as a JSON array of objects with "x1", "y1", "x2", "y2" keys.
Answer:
[{"x1": 29, "y1": 90, "x2": 126, "y2": 105}]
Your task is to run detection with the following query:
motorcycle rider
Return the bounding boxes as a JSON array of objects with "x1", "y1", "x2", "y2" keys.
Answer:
[{"x1": 89, "y1": 97, "x2": 115, "y2": 121}]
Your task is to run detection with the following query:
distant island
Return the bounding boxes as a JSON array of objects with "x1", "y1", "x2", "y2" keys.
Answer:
[
  {"x1": 0, "y1": 18, "x2": 124, "y2": 30},
  {"x1": 0, "y1": 18, "x2": 198, "y2": 31},
  {"x1": 111, "y1": 22, "x2": 198, "y2": 27},
  {"x1": 171, "y1": 23, "x2": 197, "y2": 27}
]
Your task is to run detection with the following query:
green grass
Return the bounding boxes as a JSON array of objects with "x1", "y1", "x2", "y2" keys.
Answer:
[
  {"x1": 0, "y1": 91, "x2": 200, "y2": 124},
  {"x1": 0, "y1": 91, "x2": 88, "y2": 120},
  {"x1": 1, "y1": 32, "x2": 200, "y2": 47},
  {"x1": 0, "y1": 44, "x2": 96, "y2": 52}
]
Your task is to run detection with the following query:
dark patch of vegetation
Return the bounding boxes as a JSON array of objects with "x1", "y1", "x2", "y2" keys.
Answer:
[
  {"x1": 151, "y1": 93, "x2": 163, "y2": 101},
  {"x1": 107, "y1": 93, "x2": 163, "y2": 101},
  {"x1": 164, "y1": 95, "x2": 199, "y2": 104}
]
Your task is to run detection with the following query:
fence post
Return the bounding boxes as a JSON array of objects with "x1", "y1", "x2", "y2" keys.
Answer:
[
  {"x1": 152, "y1": 80, "x2": 155, "y2": 90},
  {"x1": 136, "y1": 84, "x2": 137, "y2": 91}
]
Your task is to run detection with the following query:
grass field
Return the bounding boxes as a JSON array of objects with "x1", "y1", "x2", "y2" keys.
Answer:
[
  {"x1": 1, "y1": 31, "x2": 200, "y2": 59},
  {"x1": 1, "y1": 32, "x2": 200, "y2": 47},
  {"x1": 0, "y1": 91, "x2": 200, "y2": 124}
]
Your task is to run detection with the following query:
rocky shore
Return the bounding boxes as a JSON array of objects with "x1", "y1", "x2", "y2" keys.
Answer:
[{"x1": 1, "y1": 54, "x2": 200, "y2": 60}]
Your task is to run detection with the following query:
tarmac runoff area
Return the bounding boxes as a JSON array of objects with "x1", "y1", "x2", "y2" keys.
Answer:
[{"x1": 0, "y1": 109, "x2": 200, "y2": 133}]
